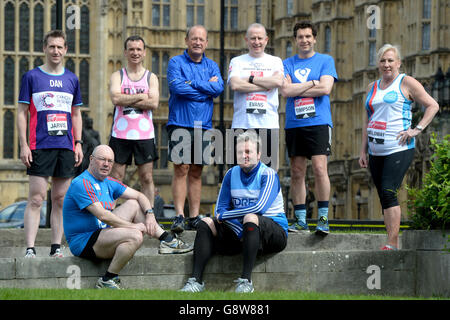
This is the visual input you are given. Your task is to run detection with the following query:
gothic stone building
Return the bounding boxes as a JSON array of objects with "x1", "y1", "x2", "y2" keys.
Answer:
[{"x1": 0, "y1": 0, "x2": 448, "y2": 220}]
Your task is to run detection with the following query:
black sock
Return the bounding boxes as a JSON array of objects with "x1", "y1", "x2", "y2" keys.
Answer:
[
  {"x1": 102, "y1": 271, "x2": 118, "y2": 281},
  {"x1": 242, "y1": 222, "x2": 260, "y2": 281},
  {"x1": 192, "y1": 220, "x2": 215, "y2": 283},
  {"x1": 159, "y1": 231, "x2": 174, "y2": 242},
  {"x1": 50, "y1": 244, "x2": 60, "y2": 255},
  {"x1": 26, "y1": 247, "x2": 36, "y2": 254}
]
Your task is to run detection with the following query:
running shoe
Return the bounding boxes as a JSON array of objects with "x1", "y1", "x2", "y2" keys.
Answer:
[
  {"x1": 24, "y1": 248, "x2": 36, "y2": 258},
  {"x1": 159, "y1": 236, "x2": 193, "y2": 254},
  {"x1": 234, "y1": 278, "x2": 254, "y2": 293},
  {"x1": 288, "y1": 220, "x2": 310, "y2": 233},
  {"x1": 315, "y1": 216, "x2": 329, "y2": 235},
  {"x1": 381, "y1": 244, "x2": 398, "y2": 250},
  {"x1": 179, "y1": 277, "x2": 205, "y2": 292},
  {"x1": 49, "y1": 248, "x2": 64, "y2": 258},
  {"x1": 171, "y1": 215, "x2": 185, "y2": 233},
  {"x1": 186, "y1": 215, "x2": 204, "y2": 230},
  {"x1": 96, "y1": 276, "x2": 121, "y2": 289}
]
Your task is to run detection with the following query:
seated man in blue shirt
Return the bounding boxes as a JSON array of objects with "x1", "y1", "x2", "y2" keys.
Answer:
[
  {"x1": 179, "y1": 131, "x2": 288, "y2": 293},
  {"x1": 63, "y1": 145, "x2": 193, "y2": 289}
]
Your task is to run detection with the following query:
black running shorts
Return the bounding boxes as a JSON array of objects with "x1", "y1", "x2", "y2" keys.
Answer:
[
  {"x1": 109, "y1": 136, "x2": 158, "y2": 165},
  {"x1": 285, "y1": 124, "x2": 332, "y2": 159},
  {"x1": 27, "y1": 148, "x2": 75, "y2": 178}
]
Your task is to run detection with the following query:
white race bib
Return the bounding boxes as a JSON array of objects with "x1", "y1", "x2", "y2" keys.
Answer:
[
  {"x1": 294, "y1": 98, "x2": 316, "y2": 119},
  {"x1": 246, "y1": 93, "x2": 268, "y2": 114},
  {"x1": 46, "y1": 114, "x2": 68, "y2": 136},
  {"x1": 367, "y1": 121, "x2": 386, "y2": 144}
]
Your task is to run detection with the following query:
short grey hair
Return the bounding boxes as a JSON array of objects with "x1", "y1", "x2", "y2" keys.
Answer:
[
  {"x1": 377, "y1": 44, "x2": 401, "y2": 62},
  {"x1": 186, "y1": 25, "x2": 208, "y2": 39},
  {"x1": 236, "y1": 130, "x2": 262, "y2": 153},
  {"x1": 246, "y1": 23, "x2": 267, "y2": 37}
]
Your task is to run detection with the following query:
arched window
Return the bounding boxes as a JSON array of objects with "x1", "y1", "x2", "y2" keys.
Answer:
[
  {"x1": 19, "y1": 57, "x2": 29, "y2": 80},
  {"x1": 33, "y1": 57, "x2": 43, "y2": 68},
  {"x1": 162, "y1": 53, "x2": 169, "y2": 98},
  {"x1": 3, "y1": 110, "x2": 14, "y2": 159},
  {"x1": 4, "y1": 2, "x2": 15, "y2": 51},
  {"x1": 286, "y1": 41, "x2": 292, "y2": 58},
  {"x1": 80, "y1": 5, "x2": 90, "y2": 54},
  {"x1": 66, "y1": 25, "x2": 76, "y2": 54},
  {"x1": 33, "y1": 3, "x2": 44, "y2": 52},
  {"x1": 287, "y1": 0, "x2": 293, "y2": 16},
  {"x1": 19, "y1": 3, "x2": 29, "y2": 51},
  {"x1": 65, "y1": 58, "x2": 75, "y2": 73},
  {"x1": 51, "y1": 4, "x2": 56, "y2": 30},
  {"x1": 4, "y1": 57, "x2": 15, "y2": 105},
  {"x1": 255, "y1": 0, "x2": 262, "y2": 23},
  {"x1": 186, "y1": 0, "x2": 205, "y2": 27},
  {"x1": 80, "y1": 59, "x2": 89, "y2": 105},
  {"x1": 423, "y1": 0, "x2": 431, "y2": 19},
  {"x1": 324, "y1": 26, "x2": 331, "y2": 53}
]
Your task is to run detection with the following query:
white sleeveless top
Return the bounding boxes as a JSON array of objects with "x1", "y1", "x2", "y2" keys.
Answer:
[{"x1": 365, "y1": 73, "x2": 414, "y2": 156}]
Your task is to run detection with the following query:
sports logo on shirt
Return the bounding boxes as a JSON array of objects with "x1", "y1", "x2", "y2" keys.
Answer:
[
  {"x1": 294, "y1": 68, "x2": 311, "y2": 83},
  {"x1": 41, "y1": 93, "x2": 55, "y2": 108}
]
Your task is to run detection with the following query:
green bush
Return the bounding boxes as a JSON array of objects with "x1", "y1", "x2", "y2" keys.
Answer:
[{"x1": 407, "y1": 133, "x2": 450, "y2": 230}]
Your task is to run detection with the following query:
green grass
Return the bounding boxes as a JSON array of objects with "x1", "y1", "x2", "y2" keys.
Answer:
[{"x1": 0, "y1": 288, "x2": 443, "y2": 300}]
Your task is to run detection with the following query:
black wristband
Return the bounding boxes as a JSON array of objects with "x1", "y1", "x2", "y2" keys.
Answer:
[
  {"x1": 75, "y1": 140, "x2": 83, "y2": 145},
  {"x1": 249, "y1": 75, "x2": 255, "y2": 84}
]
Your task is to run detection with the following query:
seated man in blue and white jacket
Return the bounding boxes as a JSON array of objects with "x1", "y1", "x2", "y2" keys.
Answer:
[{"x1": 180, "y1": 131, "x2": 288, "y2": 293}]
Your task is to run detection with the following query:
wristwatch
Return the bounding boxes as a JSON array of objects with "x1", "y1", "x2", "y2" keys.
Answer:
[
  {"x1": 249, "y1": 75, "x2": 255, "y2": 84},
  {"x1": 144, "y1": 208, "x2": 154, "y2": 215},
  {"x1": 75, "y1": 140, "x2": 84, "y2": 145},
  {"x1": 415, "y1": 125, "x2": 424, "y2": 131}
]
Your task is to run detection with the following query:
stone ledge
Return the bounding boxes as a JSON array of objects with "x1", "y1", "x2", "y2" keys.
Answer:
[{"x1": 0, "y1": 250, "x2": 419, "y2": 296}]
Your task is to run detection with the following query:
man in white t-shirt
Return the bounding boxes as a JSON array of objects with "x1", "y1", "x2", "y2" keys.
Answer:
[{"x1": 227, "y1": 23, "x2": 284, "y2": 169}]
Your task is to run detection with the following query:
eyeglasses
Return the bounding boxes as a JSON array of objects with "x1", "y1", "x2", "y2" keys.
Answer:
[{"x1": 92, "y1": 155, "x2": 114, "y2": 164}]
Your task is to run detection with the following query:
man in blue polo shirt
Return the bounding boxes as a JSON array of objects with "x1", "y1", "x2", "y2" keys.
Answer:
[{"x1": 63, "y1": 145, "x2": 193, "y2": 289}]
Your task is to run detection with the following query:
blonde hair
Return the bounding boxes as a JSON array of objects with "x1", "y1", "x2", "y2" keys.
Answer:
[{"x1": 377, "y1": 44, "x2": 401, "y2": 62}]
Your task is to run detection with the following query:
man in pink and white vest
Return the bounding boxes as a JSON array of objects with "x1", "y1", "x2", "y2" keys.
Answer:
[{"x1": 108, "y1": 35, "x2": 159, "y2": 212}]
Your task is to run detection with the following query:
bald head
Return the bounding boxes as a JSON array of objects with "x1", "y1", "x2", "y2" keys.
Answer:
[
  {"x1": 88, "y1": 145, "x2": 115, "y2": 180},
  {"x1": 92, "y1": 144, "x2": 114, "y2": 158}
]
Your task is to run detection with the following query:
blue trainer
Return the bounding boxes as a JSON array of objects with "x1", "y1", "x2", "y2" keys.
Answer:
[
  {"x1": 315, "y1": 216, "x2": 329, "y2": 235},
  {"x1": 288, "y1": 220, "x2": 309, "y2": 233}
]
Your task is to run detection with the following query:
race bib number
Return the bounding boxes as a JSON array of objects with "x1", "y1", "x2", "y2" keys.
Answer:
[
  {"x1": 47, "y1": 114, "x2": 68, "y2": 136},
  {"x1": 246, "y1": 93, "x2": 267, "y2": 114},
  {"x1": 123, "y1": 107, "x2": 143, "y2": 116},
  {"x1": 294, "y1": 98, "x2": 316, "y2": 119},
  {"x1": 367, "y1": 121, "x2": 386, "y2": 144}
]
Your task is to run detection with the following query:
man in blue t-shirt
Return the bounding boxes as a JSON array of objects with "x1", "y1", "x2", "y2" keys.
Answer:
[
  {"x1": 280, "y1": 21, "x2": 338, "y2": 235},
  {"x1": 179, "y1": 131, "x2": 288, "y2": 293},
  {"x1": 63, "y1": 145, "x2": 193, "y2": 289}
]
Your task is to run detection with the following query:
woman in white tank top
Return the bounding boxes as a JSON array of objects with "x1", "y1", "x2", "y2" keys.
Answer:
[{"x1": 358, "y1": 44, "x2": 439, "y2": 250}]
